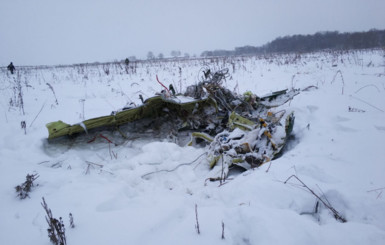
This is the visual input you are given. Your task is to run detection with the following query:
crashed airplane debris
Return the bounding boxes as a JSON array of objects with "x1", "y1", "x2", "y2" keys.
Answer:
[{"x1": 46, "y1": 68, "x2": 299, "y2": 177}]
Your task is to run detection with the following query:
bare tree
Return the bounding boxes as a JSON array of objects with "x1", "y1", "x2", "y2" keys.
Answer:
[
  {"x1": 170, "y1": 50, "x2": 181, "y2": 58},
  {"x1": 147, "y1": 51, "x2": 155, "y2": 60}
]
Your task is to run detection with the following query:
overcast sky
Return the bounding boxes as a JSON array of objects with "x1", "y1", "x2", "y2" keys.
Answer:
[{"x1": 1, "y1": 0, "x2": 385, "y2": 66}]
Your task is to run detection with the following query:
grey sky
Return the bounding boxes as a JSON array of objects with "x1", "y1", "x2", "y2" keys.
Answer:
[{"x1": 1, "y1": 0, "x2": 385, "y2": 66}]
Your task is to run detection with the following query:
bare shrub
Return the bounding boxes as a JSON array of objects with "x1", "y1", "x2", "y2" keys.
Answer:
[
  {"x1": 41, "y1": 197, "x2": 67, "y2": 245},
  {"x1": 15, "y1": 173, "x2": 39, "y2": 199}
]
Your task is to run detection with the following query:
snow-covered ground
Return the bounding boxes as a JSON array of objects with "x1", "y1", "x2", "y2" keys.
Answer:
[{"x1": 1, "y1": 50, "x2": 385, "y2": 244}]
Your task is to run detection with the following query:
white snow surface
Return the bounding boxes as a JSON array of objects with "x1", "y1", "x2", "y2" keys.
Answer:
[{"x1": 1, "y1": 50, "x2": 385, "y2": 244}]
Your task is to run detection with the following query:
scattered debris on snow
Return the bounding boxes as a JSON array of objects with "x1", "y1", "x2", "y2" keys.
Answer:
[{"x1": 46, "y1": 68, "x2": 299, "y2": 177}]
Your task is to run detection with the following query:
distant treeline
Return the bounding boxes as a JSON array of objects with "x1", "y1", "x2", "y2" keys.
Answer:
[{"x1": 201, "y1": 29, "x2": 385, "y2": 57}]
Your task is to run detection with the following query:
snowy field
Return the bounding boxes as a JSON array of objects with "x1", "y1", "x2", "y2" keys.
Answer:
[{"x1": 1, "y1": 50, "x2": 385, "y2": 244}]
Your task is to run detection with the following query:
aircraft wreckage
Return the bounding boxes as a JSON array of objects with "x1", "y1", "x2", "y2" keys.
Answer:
[{"x1": 46, "y1": 68, "x2": 299, "y2": 177}]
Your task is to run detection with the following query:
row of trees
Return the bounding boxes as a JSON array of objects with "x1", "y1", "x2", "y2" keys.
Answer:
[
  {"x1": 201, "y1": 29, "x2": 385, "y2": 57},
  {"x1": 123, "y1": 29, "x2": 384, "y2": 62},
  {"x1": 146, "y1": 50, "x2": 194, "y2": 60},
  {"x1": 119, "y1": 50, "x2": 192, "y2": 64}
]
